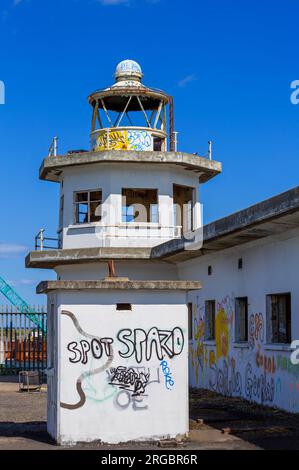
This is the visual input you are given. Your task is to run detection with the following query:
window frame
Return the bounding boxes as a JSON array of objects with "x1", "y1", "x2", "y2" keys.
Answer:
[
  {"x1": 266, "y1": 292, "x2": 291, "y2": 344},
  {"x1": 173, "y1": 183, "x2": 195, "y2": 233},
  {"x1": 235, "y1": 296, "x2": 248, "y2": 343},
  {"x1": 73, "y1": 189, "x2": 102, "y2": 225},
  {"x1": 204, "y1": 300, "x2": 216, "y2": 341}
]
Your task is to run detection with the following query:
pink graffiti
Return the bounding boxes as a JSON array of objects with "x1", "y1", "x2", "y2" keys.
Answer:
[{"x1": 249, "y1": 313, "x2": 264, "y2": 349}]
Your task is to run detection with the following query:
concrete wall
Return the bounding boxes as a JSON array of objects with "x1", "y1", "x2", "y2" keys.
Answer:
[
  {"x1": 48, "y1": 289, "x2": 188, "y2": 444},
  {"x1": 60, "y1": 163, "x2": 201, "y2": 249},
  {"x1": 178, "y1": 227, "x2": 299, "y2": 413},
  {"x1": 55, "y1": 260, "x2": 179, "y2": 281}
]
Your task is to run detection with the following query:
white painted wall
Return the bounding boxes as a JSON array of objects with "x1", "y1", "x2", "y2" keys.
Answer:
[
  {"x1": 178, "y1": 227, "x2": 299, "y2": 413},
  {"x1": 48, "y1": 289, "x2": 189, "y2": 445},
  {"x1": 60, "y1": 163, "x2": 201, "y2": 249}
]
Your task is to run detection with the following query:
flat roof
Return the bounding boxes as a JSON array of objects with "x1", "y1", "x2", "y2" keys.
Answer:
[
  {"x1": 153, "y1": 185, "x2": 299, "y2": 261},
  {"x1": 39, "y1": 150, "x2": 222, "y2": 183}
]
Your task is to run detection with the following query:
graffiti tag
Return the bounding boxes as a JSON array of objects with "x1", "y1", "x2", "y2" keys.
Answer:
[
  {"x1": 160, "y1": 360, "x2": 174, "y2": 390},
  {"x1": 108, "y1": 366, "x2": 149, "y2": 397}
]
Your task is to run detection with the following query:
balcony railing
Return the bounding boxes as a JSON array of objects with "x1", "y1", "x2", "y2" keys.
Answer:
[
  {"x1": 35, "y1": 229, "x2": 60, "y2": 251},
  {"x1": 48, "y1": 137, "x2": 58, "y2": 157},
  {"x1": 46, "y1": 135, "x2": 214, "y2": 160}
]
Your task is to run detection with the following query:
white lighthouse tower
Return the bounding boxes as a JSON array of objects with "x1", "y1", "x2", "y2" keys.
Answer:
[{"x1": 27, "y1": 60, "x2": 221, "y2": 445}]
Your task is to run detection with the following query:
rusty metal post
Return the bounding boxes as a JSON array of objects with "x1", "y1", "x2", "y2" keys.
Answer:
[
  {"x1": 108, "y1": 260, "x2": 117, "y2": 278},
  {"x1": 168, "y1": 95, "x2": 175, "y2": 152}
]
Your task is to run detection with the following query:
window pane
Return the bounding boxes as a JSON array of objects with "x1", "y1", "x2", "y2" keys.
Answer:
[
  {"x1": 76, "y1": 203, "x2": 88, "y2": 224},
  {"x1": 122, "y1": 205, "x2": 135, "y2": 223},
  {"x1": 76, "y1": 192, "x2": 88, "y2": 202},
  {"x1": 90, "y1": 201, "x2": 101, "y2": 222},
  {"x1": 151, "y1": 204, "x2": 159, "y2": 223},
  {"x1": 235, "y1": 297, "x2": 248, "y2": 342},
  {"x1": 90, "y1": 191, "x2": 102, "y2": 202},
  {"x1": 268, "y1": 293, "x2": 291, "y2": 344},
  {"x1": 205, "y1": 300, "x2": 215, "y2": 340}
]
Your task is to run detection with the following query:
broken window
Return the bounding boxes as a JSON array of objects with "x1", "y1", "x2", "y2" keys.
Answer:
[
  {"x1": 235, "y1": 297, "x2": 248, "y2": 342},
  {"x1": 173, "y1": 184, "x2": 194, "y2": 233},
  {"x1": 122, "y1": 188, "x2": 158, "y2": 223},
  {"x1": 205, "y1": 300, "x2": 215, "y2": 341},
  {"x1": 74, "y1": 190, "x2": 102, "y2": 224},
  {"x1": 267, "y1": 293, "x2": 291, "y2": 344}
]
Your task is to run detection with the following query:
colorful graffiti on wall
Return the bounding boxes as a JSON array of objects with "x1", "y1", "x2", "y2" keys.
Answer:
[
  {"x1": 189, "y1": 293, "x2": 299, "y2": 412},
  {"x1": 92, "y1": 129, "x2": 153, "y2": 152},
  {"x1": 215, "y1": 306, "x2": 230, "y2": 360},
  {"x1": 61, "y1": 310, "x2": 184, "y2": 411}
]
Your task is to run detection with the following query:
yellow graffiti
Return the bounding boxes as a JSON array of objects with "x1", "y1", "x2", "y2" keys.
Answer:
[
  {"x1": 96, "y1": 130, "x2": 130, "y2": 151},
  {"x1": 216, "y1": 307, "x2": 229, "y2": 359},
  {"x1": 190, "y1": 315, "x2": 205, "y2": 385},
  {"x1": 209, "y1": 350, "x2": 215, "y2": 367}
]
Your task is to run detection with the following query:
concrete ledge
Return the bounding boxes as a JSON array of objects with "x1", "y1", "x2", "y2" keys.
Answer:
[
  {"x1": 25, "y1": 247, "x2": 152, "y2": 268},
  {"x1": 36, "y1": 280, "x2": 202, "y2": 293},
  {"x1": 39, "y1": 150, "x2": 222, "y2": 183}
]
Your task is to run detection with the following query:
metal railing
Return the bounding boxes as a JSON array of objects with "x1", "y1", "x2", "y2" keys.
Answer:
[
  {"x1": 48, "y1": 136, "x2": 58, "y2": 157},
  {"x1": 0, "y1": 306, "x2": 47, "y2": 375},
  {"x1": 35, "y1": 229, "x2": 59, "y2": 251}
]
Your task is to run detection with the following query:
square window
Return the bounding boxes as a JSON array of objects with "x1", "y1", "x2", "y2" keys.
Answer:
[
  {"x1": 267, "y1": 293, "x2": 291, "y2": 344},
  {"x1": 74, "y1": 190, "x2": 102, "y2": 224}
]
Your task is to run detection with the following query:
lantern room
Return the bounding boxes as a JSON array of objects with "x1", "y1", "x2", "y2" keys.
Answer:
[{"x1": 88, "y1": 59, "x2": 173, "y2": 153}]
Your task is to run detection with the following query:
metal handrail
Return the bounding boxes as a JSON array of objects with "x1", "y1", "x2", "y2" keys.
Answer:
[
  {"x1": 35, "y1": 229, "x2": 59, "y2": 251},
  {"x1": 48, "y1": 136, "x2": 58, "y2": 157}
]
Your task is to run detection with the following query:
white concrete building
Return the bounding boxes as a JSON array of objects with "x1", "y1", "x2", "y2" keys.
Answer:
[
  {"x1": 27, "y1": 60, "x2": 219, "y2": 445},
  {"x1": 160, "y1": 187, "x2": 299, "y2": 413},
  {"x1": 27, "y1": 60, "x2": 299, "y2": 444}
]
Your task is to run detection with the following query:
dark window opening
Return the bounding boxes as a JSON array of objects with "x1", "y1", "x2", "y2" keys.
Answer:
[
  {"x1": 153, "y1": 137, "x2": 163, "y2": 151},
  {"x1": 235, "y1": 297, "x2": 248, "y2": 342},
  {"x1": 267, "y1": 293, "x2": 291, "y2": 344},
  {"x1": 173, "y1": 184, "x2": 194, "y2": 233},
  {"x1": 205, "y1": 300, "x2": 216, "y2": 340},
  {"x1": 116, "y1": 303, "x2": 132, "y2": 311},
  {"x1": 122, "y1": 188, "x2": 158, "y2": 223},
  {"x1": 238, "y1": 258, "x2": 243, "y2": 270},
  {"x1": 208, "y1": 265, "x2": 213, "y2": 276}
]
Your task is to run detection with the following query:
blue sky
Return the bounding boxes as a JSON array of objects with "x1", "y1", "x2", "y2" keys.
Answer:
[{"x1": 0, "y1": 0, "x2": 298, "y2": 304}]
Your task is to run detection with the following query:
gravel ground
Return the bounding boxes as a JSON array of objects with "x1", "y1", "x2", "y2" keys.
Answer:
[
  {"x1": 1, "y1": 381, "x2": 297, "y2": 450},
  {"x1": 190, "y1": 388, "x2": 299, "y2": 450}
]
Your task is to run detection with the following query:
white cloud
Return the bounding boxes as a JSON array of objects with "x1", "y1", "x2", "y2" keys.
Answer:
[
  {"x1": 7, "y1": 278, "x2": 36, "y2": 287},
  {"x1": 178, "y1": 73, "x2": 197, "y2": 88},
  {"x1": 0, "y1": 243, "x2": 28, "y2": 258}
]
